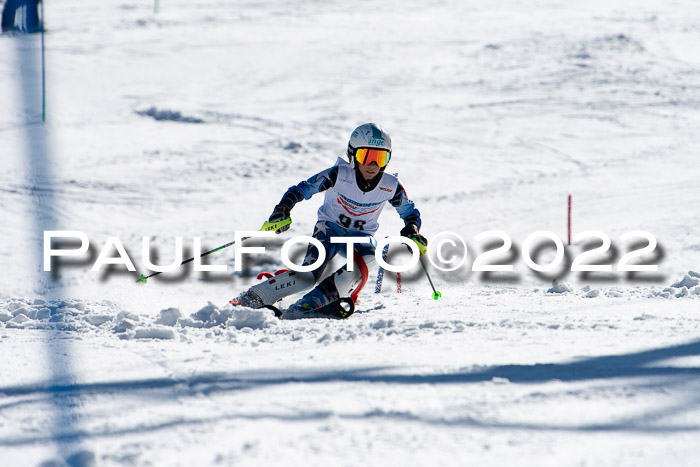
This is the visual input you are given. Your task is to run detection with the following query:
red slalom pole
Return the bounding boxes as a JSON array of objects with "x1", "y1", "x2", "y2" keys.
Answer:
[{"x1": 568, "y1": 194, "x2": 572, "y2": 245}]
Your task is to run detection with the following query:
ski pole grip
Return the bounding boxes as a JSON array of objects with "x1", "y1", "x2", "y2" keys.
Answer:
[{"x1": 260, "y1": 217, "x2": 292, "y2": 232}]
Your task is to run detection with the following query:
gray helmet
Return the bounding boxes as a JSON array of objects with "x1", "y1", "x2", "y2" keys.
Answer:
[{"x1": 347, "y1": 123, "x2": 392, "y2": 163}]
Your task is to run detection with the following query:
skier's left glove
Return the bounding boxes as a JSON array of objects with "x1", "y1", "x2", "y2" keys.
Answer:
[
  {"x1": 268, "y1": 205, "x2": 291, "y2": 234},
  {"x1": 400, "y1": 223, "x2": 427, "y2": 256}
]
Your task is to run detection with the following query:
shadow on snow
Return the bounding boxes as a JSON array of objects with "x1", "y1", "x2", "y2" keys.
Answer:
[{"x1": 2, "y1": 339, "x2": 700, "y2": 446}]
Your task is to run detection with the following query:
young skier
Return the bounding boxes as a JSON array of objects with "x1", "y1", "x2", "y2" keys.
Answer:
[{"x1": 230, "y1": 123, "x2": 427, "y2": 316}]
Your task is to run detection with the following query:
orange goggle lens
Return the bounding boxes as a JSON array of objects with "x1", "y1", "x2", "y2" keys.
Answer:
[{"x1": 355, "y1": 148, "x2": 391, "y2": 168}]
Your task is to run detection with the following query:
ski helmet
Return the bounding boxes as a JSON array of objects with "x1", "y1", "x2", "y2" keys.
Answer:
[{"x1": 347, "y1": 123, "x2": 392, "y2": 169}]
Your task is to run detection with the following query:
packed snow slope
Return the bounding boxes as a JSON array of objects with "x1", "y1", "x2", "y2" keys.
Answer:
[{"x1": 1, "y1": 0, "x2": 699, "y2": 466}]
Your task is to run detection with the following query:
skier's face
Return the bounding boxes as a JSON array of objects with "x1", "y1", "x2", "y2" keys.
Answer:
[{"x1": 357, "y1": 161, "x2": 381, "y2": 180}]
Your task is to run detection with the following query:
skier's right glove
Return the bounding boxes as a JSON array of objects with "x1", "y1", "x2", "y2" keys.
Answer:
[
  {"x1": 400, "y1": 223, "x2": 427, "y2": 256},
  {"x1": 268, "y1": 205, "x2": 291, "y2": 234}
]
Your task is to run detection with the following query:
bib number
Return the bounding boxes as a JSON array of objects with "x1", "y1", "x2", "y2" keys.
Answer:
[{"x1": 339, "y1": 215, "x2": 366, "y2": 231}]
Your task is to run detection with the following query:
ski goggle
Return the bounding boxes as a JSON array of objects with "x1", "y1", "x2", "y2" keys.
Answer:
[{"x1": 354, "y1": 148, "x2": 391, "y2": 168}]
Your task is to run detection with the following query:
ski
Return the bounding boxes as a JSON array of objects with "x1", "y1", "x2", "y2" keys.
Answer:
[
  {"x1": 263, "y1": 297, "x2": 356, "y2": 319},
  {"x1": 263, "y1": 304, "x2": 284, "y2": 318}
]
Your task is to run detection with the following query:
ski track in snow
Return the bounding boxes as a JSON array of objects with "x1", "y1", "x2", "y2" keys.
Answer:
[{"x1": 2, "y1": 0, "x2": 700, "y2": 465}]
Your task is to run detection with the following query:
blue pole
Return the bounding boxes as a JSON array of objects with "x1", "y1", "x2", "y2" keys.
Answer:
[{"x1": 41, "y1": 0, "x2": 46, "y2": 122}]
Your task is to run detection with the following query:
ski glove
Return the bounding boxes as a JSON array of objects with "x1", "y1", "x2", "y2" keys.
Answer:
[
  {"x1": 400, "y1": 223, "x2": 428, "y2": 256},
  {"x1": 268, "y1": 205, "x2": 291, "y2": 234}
]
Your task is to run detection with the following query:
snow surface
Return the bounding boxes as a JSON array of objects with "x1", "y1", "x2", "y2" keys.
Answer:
[{"x1": 1, "y1": 0, "x2": 700, "y2": 465}]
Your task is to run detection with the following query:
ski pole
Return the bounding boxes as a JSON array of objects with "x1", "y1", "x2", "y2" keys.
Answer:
[
  {"x1": 405, "y1": 243, "x2": 442, "y2": 300},
  {"x1": 418, "y1": 256, "x2": 442, "y2": 300},
  {"x1": 135, "y1": 218, "x2": 292, "y2": 283}
]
